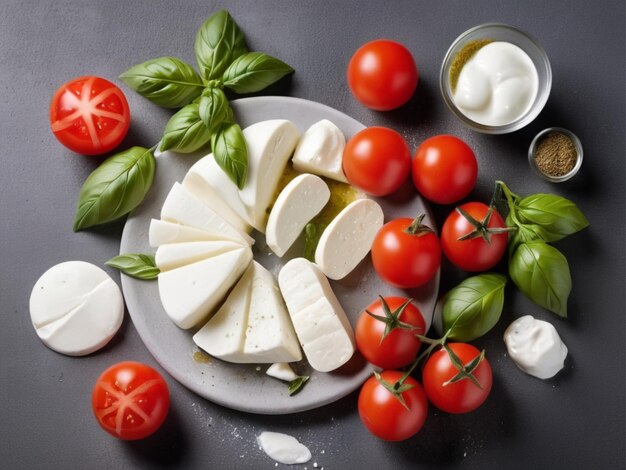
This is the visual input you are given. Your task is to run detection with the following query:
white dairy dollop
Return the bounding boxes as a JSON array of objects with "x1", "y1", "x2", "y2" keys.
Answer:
[
  {"x1": 453, "y1": 41, "x2": 538, "y2": 126},
  {"x1": 503, "y1": 315, "x2": 568, "y2": 379},
  {"x1": 257, "y1": 431, "x2": 312, "y2": 465}
]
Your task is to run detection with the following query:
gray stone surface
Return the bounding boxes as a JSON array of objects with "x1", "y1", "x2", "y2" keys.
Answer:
[{"x1": 1, "y1": 1, "x2": 624, "y2": 468}]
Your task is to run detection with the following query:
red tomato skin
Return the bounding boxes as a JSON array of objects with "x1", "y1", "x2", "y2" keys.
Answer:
[
  {"x1": 50, "y1": 76, "x2": 130, "y2": 155},
  {"x1": 441, "y1": 202, "x2": 509, "y2": 271},
  {"x1": 358, "y1": 371, "x2": 428, "y2": 441},
  {"x1": 347, "y1": 39, "x2": 418, "y2": 111},
  {"x1": 342, "y1": 127, "x2": 411, "y2": 196},
  {"x1": 355, "y1": 297, "x2": 426, "y2": 369},
  {"x1": 412, "y1": 135, "x2": 478, "y2": 204},
  {"x1": 423, "y1": 343, "x2": 492, "y2": 414},
  {"x1": 371, "y1": 218, "x2": 441, "y2": 288},
  {"x1": 92, "y1": 361, "x2": 170, "y2": 440}
]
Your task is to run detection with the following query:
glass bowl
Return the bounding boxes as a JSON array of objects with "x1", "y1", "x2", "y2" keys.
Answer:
[
  {"x1": 440, "y1": 23, "x2": 552, "y2": 134},
  {"x1": 528, "y1": 127, "x2": 583, "y2": 182}
]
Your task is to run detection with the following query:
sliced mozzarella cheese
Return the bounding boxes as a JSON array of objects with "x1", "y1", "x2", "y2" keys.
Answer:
[
  {"x1": 278, "y1": 258, "x2": 355, "y2": 372},
  {"x1": 155, "y1": 240, "x2": 244, "y2": 272},
  {"x1": 183, "y1": 156, "x2": 252, "y2": 232},
  {"x1": 158, "y1": 246, "x2": 252, "y2": 329},
  {"x1": 148, "y1": 219, "x2": 225, "y2": 247},
  {"x1": 292, "y1": 119, "x2": 348, "y2": 183},
  {"x1": 315, "y1": 199, "x2": 384, "y2": 280},
  {"x1": 243, "y1": 261, "x2": 302, "y2": 363},
  {"x1": 29, "y1": 261, "x2": 124, "y2": 356},
  {"x1": 193, "y1": 262, "x2": 254, "y2": 363},
  {"x1": 240, "y1": 120, "x2": 301, "y2": 232},
  {"x1": 161, "y1": 182, "x2": 254, "y2": 246},
  {"x1": 266, "y1": 362, "x2": 299, "y2": 382},
  {"x1": 266, "y1": 174, "x2": 330, "y2": 257}
]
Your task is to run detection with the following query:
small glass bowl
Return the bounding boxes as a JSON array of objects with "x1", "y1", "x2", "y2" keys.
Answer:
[
  {"x1": 440, "y1": 23, "x2": 552, "y2": 134},
  {"x1": 528, "y1": 127, "x2": 583, "y2": 182}
]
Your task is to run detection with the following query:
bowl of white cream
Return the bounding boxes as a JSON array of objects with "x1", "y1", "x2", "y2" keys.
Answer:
[{"x1": 440, "y1": 23, "x2": 552, "y2": 134}]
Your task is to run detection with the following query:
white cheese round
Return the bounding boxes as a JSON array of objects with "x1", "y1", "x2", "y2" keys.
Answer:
[
  {"x1": 257, "y1": 431, "x2": 312, "y2": 465},
  {"x1": 29, "y1": 261, "x2": 124, "y2": 356}
]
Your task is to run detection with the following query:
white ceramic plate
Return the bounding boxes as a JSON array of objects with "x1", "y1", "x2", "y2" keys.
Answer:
[{"x1": 120, "y1": 96, "x2": 439, "y2": 415}]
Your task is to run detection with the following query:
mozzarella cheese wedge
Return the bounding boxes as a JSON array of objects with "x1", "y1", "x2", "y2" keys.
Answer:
[
  {"x1": 158, "y1": 246, "x2": 252, "y2": 329},
  {"x1": 292, "y1": 119, "x2": 348, "y2": 183},
  {"x1": 183, "y1": 155, "x2": 252, "y2": 232},
  {"x1": 193, "y1": 261, "x2": 254, "y2": 363},
  {"x1": 315, "y1": 199, "x2": 384, "y2": 280},
  {"x1": 149, "y1": 219, "x2": 226, "y2": 247},
  {"x1": 266, "y1": 362, "x2": 299, "y2": 382},
  {"x1": 155, "y1": 240, "x2": 244, "y2": 272},
  {"x1": 243, "y1": 262, "x2": 302, "y2": 363},
  {"x1": 29, "y1": 261, "x2": 124, "y2": 356},
  {"x1": 161, "y1": 182, "x2": 254, "y2": 246},
  {"x1": 278, "y1": 258, "x2": 355, "y2": 372},
  {"x1": 239, "y1": 120, "x2": 301, "y2": 232},
  {"x1": 266, "y1": 174, "x2": 330, "y2": 257}
]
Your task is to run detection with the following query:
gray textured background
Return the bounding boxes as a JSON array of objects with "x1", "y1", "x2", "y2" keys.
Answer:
[{"x1": 1, "y1": 1, "x2": 624, "y2": 468}]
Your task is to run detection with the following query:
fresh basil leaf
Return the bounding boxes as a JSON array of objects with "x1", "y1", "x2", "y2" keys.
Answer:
[
  {"x1": 516, "y1": 194, "x2": 590, "y2": 241},
  {"x1": 509, "y1": 241, "x2": 571, "y2": 317},
  {"x1": 442, "y1": 273, "x2": 507, "y2": 341},
  {"x1": 211, "y1": 121, "x2": 248, "y2": 189},
  {"x1": 303, "y1": 222, "x2": 327, "y2": 262},
  {"x1": 288, "y1": 375, "x2": 310, "y2": 396},
  {"x1": 106, "y1": 253, "x2": 159, "y2": 280},
  {"x1": 506, "y1": 213, "x2": 549, "y2": 256},
  {"x1": 198, "y1": 87, "x2": 233, "y2": 133},
  {"x1": 160, "y1": 103, "x2": 211, "y2": 153},
  {"x1": 194, "y1": 10, "x2": 248, "y2": 81},
  {"x1": 73, "y1": 147, "x2": 155, "y2": 231},
  {"x1": 119, "y1": 57, "x2": 204, "y2": 108},
  {"x1": 223, "y1": 52, "x2": 294, "y2": 94}
]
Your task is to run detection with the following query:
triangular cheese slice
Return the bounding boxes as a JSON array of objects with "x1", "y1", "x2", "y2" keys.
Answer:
[
  {"x1": 242, "y1": 262, "x2": 302, "y2": 363},
  {"x1": 158, "y1": 246, "x2": 252, "y2": 329},
  {"x1": 149, "y1": 219, "x2": 228, "y2": 247},
  {"x1": 155, "y1": 240, "x2": 244, "y2": 272},
  {"x1": 161, "y1": 182, "x2": 254, "y2": 246},
  {"x1": 193, "y1": 262, "x2": 254, "y2": 363}
]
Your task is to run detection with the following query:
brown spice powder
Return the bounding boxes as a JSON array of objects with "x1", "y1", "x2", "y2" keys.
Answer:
[{"x1": 534, "y1": 132, "x2": 578, "y2": 177}]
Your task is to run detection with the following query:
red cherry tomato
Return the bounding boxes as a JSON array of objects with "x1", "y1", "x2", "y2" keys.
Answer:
[
  {"x1": 358, "y1": 370, "x2": 428, "y2": 441},
  {"x1": 50, "y1": 76, "x2": 130, "y2": 155},
  {"x1": 441, "y1": 202, "x2": 509, "y2": 271},
  {"x1": 92, "y1": 361, "x2": 170, "y2": 440},
  {"x1": 355, "y1": 297, "x2": 425, "y2": 369},
  {"x1": 371, "y1": 216, "x2": 441, "y2": 288},
  {"x1": 412, "y1": 135, "x2": 477, "y2": 204},
  {"x1": 422, "y1": 343, "x2": 492, "y2": 414},
  {"x1": 347, "y1": 39, "x2": 418, "y2": 111},
  {"x1": 342, "y1": 127, "x2": 411, "y2": 196}
]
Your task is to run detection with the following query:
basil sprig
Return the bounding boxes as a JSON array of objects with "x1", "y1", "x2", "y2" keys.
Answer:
[
  {"x1": 120, "y1": 9, "x2": 294, "y2": 189},
  {"x1": 442, "y1": 273, "x2": 507, "y2": 341},
  {"x1": 119, "y1": 57, "x2": 204, "y2": 108},
  {"x1": 73, "y1": 147, "x2": 155, "y2": 231},
  {"x1": 496, "y1": 181, "x2": 588, "y2": 317},
  {"x1": 288, "y1": 375, "x2": 310, "y2": 396},
  {"x1": 106, "y1": 253, "x2": 159, "y2": 280}
]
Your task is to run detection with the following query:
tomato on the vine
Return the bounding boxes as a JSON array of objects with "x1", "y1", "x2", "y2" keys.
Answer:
[
  {"x1": 412, "y1": 135, "x2": 477, "y2": 204},
  {"x1": 358, "y1": 370, "x2": 428, "y2": 441},
  {"x1": 50, "y1": 76, "x2": 130, "y2": 155},
  {"x1": 342, "y1": 127, "x2": 411, "y2": 196},
  {"x1": 371, "y1": 215, "x2": 441, "y2": 288},
  {"x1": 422, "y1": 343, "x2": 492, "y2": 414},
  {"x1": 92, "y1": 361, "x2": 170, "y2": 440},
  {"x1": 356, "y1": 297, "x2": 425, "y2": 369},
  {"x1": 441, "y1": 202, "x2": 510, "y2": 271},
  {"x1": 347, "y1": 39, "x2": 418, "y2": 111}
]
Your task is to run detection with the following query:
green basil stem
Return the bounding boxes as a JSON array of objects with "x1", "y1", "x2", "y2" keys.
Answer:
[{"x1": 495, "y1": 180, "x2": 523, "y2": 226}]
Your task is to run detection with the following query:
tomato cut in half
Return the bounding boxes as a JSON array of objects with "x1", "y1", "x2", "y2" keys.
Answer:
[
  {"x1": 50, "y1": 76, "x2": 130, "y2": 155},
  {"x1": 92, "y1": 361, "x2": 170, "y2": 440}
]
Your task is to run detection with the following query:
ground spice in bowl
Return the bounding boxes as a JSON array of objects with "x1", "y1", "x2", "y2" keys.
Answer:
[{"x1": 529, "y1": 127, "x2": 582, "y2": 182}]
